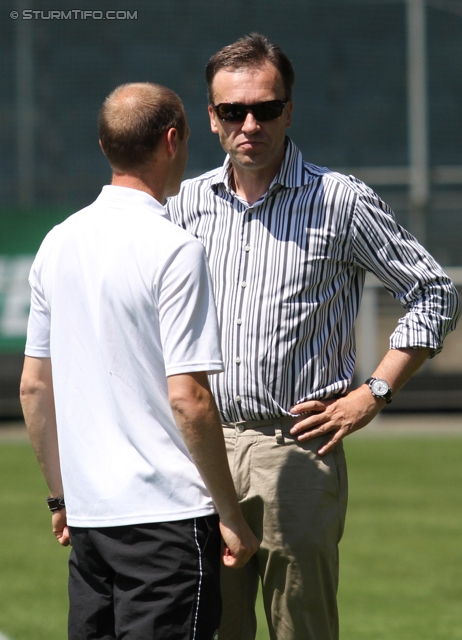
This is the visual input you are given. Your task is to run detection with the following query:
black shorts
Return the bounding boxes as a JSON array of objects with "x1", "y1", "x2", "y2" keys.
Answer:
[{"x1": 68, "y1": 514, "x2": 221, "y2": 640}]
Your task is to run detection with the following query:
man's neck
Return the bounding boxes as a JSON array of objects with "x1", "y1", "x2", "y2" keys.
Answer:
[
  {"x1": 230, "y1": 168, "x2": 275, "y2": 206},
  {"x1": 111, "y1": 174, "x2": 165, "y2": 204},
  {"x1": 229, "y1": 149, "x2": 285, "y2": 206}
]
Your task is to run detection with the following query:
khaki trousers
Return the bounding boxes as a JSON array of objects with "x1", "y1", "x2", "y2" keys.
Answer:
[{"x1": 219, "y1": 418, "x2": 348, "y2": 640}]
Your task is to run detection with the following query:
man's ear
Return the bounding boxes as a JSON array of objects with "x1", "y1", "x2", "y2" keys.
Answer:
[
  {"x1": 208, "y1": 104, "x2": 219, "y2": 134},
  {"x1": 99, "y1": 140, "x2": 106, "y2": 156},
  {"x1": 165, "y1": 127, "x2": 179, "y2": 157}
]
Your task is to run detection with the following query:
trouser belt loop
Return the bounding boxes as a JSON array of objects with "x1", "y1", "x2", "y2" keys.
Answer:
[{"x1": 275, "y1": 427, "x2": 284, "y2": 444}]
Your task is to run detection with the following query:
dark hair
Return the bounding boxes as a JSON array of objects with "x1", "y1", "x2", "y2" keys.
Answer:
[
  {"x1": 98, "y1": 83, "x2": 186, "y2": 173},
  {"x1": 205, "y1": 33, "x2": 295, "y2": 103}
]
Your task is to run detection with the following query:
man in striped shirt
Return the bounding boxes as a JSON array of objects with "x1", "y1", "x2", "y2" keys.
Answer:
[{"x1": 167, "y1": 34, "x2": 461, "y2": 640}]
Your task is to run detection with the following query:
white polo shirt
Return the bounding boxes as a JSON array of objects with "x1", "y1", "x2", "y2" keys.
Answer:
[{"x1": 25, "y1": 186, "x2": 224, "y2": 527}]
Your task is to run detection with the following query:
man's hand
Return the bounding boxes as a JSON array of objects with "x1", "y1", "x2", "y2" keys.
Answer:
[
  {"x1": 289, "y1": 347, "x2": 432, "y2": 455},
  {"x1": 289, "y1": 384, "x2": 384, "y2": 456},
  {"x1": 219, "y1": 516, "x2": 259, "y2": 569},
  {"x1": 52, "y1": 509, "x2": 71, "y2": 547}
]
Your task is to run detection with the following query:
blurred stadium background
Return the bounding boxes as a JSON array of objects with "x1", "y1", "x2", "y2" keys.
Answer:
[
  {"x1": 1, "y1": 3, "x2": 461, "y2": 639},
  {"x1": 1, "y1": 0, "x2": 461, "y2": 417}
]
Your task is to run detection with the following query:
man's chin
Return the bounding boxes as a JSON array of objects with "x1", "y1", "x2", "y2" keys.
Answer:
[{"x1": 232, "y1": 152, "x2": 266, "y2": 169}]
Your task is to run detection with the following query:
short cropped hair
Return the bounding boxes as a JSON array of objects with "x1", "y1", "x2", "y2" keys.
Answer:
[
  {"x1": 205, "y1": 33, "x2": 295, "y2": 103},
  {"x1": 99, "y1": 82, "x2": 186, "y2": 173}
]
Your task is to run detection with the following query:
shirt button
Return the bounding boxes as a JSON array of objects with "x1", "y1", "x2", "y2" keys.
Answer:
[
  {"x1": 235, "y1": 395, "x2": 242, "y2": 403},
  {"x1": 235, "y1": 357, "x2": 241, "y2": 364},
  {"x1": 236, "y1": 318, "x2": 242, "y2": 325},
  {"x1": 236, "y1": 424, "x2": 245, "y2": 433},
  {"x1": 241, "y1": 281, "x2": 247, "y2": 288},
  {"x1": 244, "y1": 245, "x2": 250, "y2": 252}
]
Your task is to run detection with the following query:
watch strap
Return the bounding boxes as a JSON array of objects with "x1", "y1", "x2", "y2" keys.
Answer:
[{"x1": 46, "y1": 496, "x2": 65, "y2": 512}]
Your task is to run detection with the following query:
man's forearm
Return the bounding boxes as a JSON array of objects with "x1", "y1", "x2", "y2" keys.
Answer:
[
  {"x1": 20, "y1": 356, "x2": 64, "y2": 497},
  {"x1": 168, "y1": 371, "x2": 259, "y2": 567},
  {"x1": 167, "y1": 372, "x2": 241, "y2": 522},
  {"x1": 368, "y1": 347, "x2": 431, "y2": 396}
]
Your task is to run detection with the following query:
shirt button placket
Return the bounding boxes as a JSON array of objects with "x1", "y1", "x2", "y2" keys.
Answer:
[{"x1": 235, "y1": 208, "x2": 252, "y2": 417}]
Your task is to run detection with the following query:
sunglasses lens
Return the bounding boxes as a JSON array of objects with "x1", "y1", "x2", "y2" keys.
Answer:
[
  {"x1": 214, "y1": 101, "x2": 286, "y2": 123},
  {"x1": 252, "y1": 102, "x2": 285, "y2": 121},
  {"x1": 216, "y1": 104, "x2": 247, "y2": 122}
]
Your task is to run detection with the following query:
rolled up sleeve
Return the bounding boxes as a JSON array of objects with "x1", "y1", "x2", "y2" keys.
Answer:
[{"x1": 351, "y1": 188, "x2": 461, "y2": 357}]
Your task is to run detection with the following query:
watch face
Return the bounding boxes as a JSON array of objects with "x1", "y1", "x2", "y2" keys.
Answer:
[{"x1": 371, "y1": 379, "x2": 389, "y2": 396}]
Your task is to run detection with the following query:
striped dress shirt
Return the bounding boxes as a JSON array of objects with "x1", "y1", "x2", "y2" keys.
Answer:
[{"x1": 167, "y1": 138, "x2": 461, "y2": 422}]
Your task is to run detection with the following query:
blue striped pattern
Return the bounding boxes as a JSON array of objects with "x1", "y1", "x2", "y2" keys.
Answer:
[{"x1": 167, "y1": 139, "x2": 461, "y2": 422}]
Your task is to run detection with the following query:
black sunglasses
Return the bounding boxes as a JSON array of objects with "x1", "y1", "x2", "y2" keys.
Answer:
[{"x1": 212, "y1": 100, "x2": 288, "y2": 123}]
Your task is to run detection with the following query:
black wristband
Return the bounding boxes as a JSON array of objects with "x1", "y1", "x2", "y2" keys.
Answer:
[{"x1": 46, "y1": 496, "x2": 65, "y2": 512}]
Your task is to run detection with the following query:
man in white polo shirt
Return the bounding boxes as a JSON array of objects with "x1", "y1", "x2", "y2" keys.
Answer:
[{"x1": 20, "y1": 82, "x2": 257, "y2": 640}]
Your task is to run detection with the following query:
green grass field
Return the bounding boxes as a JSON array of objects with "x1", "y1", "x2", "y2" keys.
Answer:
[
  {"x1": 0, "y1": 443, "x2": 70, "y2": 640},
  {"x1": 1, "y1": 434, "x2": 462, "y2": 640}
]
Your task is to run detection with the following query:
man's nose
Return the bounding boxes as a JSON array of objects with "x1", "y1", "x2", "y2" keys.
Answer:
[{"x1": 241, "y1": 112, "x2": 260, "y2": 133}]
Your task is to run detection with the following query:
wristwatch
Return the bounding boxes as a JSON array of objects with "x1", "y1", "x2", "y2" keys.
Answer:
[
  {"x1": 46, "y1": 496, "x2": 65, "y2": 512},
  {"x1": 365, "y1": 377, "x2": 393, "y2": 404}
]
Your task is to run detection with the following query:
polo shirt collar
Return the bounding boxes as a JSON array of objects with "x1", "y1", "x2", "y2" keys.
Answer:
[
  {"x1": 97, "y1": 185, "x2": 169, "y2": 218},
  {"x1": 211, "y1": 137, "x2": 309, "y2": 194}
]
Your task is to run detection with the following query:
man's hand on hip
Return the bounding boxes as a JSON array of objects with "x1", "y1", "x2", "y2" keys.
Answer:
[{"x1": 289, "y1": 385, "x2": 384, "y2": 455}]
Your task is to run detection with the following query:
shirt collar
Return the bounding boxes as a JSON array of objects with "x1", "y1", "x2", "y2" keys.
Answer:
[
  {"x1": 97, "y1": 185, "x2": 169, "y2": 218},
  {"x1": 210, "y1": 137, "x2": 310, "y2": 194}
]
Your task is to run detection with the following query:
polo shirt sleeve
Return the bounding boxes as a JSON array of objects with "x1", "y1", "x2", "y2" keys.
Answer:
[
  {"x1": 24, "y1": 257, "x2": 52, "y2": 358},
  {"x1": 157, "y1": 236, "x2": 224, "y2": 376}
]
